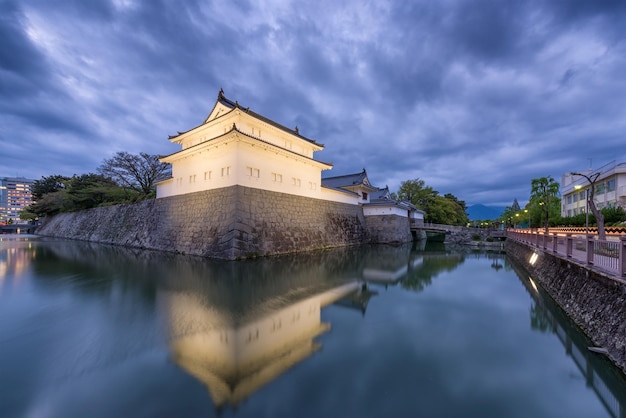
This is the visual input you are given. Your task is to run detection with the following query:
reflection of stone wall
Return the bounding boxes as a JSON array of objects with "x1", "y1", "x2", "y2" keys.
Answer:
[
  {"x1": 505, "y1": 239, "x2": 626, "y2": 374},
  {"x1": 38, "y1": 185, "x2": 370, "y2": 260},
  {"x1": 365, "y1": 214, "x2": 412, "y2": 244}
]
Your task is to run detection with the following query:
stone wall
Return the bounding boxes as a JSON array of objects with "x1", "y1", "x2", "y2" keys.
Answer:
[
  {"x1": 38, "y1": 185, "x2": 370, "y2": 260},
  {"x1": 365, "y1": 214, "x2": 413, "y2": 244},
  {"x1": 505, "y1": 239, "x2": 626, "y2": 373}
]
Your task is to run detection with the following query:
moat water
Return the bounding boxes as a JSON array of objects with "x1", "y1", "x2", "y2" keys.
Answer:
[{"x1": 1, "y1": 235, "x2": 625, "y2": 418}]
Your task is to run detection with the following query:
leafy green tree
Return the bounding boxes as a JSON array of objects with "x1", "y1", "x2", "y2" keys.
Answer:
[
  {"x1": 66, "y1": 173, "x2": 128, "y2": 211},
  {"x1": 395, "y1": 179, "x2": 468, "y2": 225},
  {"x1": 530, "y1": 176, "x2": 560, "y2": 232},
  {"x1": 31, "y1": 175, "x2": 70, "y2": 200},
  {"x1": 601, "y1": 206, "x2": 626, "y2": 225},
  {"x1": 99, "y1": 152, "x2": 169, "y2": 196}
]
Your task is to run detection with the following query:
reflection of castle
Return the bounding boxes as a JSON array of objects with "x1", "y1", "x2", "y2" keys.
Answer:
[
  {"x1": 361, "y1": 244, "x2": 423, "y2": 285},
  {"x1": 163, "y1": 281, "x2": 362, "y2": 407}
]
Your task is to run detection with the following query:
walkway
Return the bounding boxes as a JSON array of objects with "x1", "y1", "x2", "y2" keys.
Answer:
[{"x1": 507, "y1": 230, "x2": 626, "y2": 281}]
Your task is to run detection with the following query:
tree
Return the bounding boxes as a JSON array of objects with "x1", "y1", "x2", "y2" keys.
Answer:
[
  {"x1": 530, "y1": 176, "x2": 560, "y2": 233},
  {"x1": 99, "y1": 152, "x2": 169, "y2": 196},
  {"x1": 66, "y1": 173, "x2": 127, "y2": 210},
  {"x1": 571, "y1": 172, "x2": 606, "y2": 240},
  {"x1": 395, "y1": 178, "x2": 468, "y2": 225},
  {"x1": 31, "y1": 175, "x2": 70, "y2": 200}
]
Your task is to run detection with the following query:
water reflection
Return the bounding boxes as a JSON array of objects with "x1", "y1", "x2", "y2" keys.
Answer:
[
  {"x1": 511, "y1": 262, "x2": 626, "y2": 418},
  {"x1": 2, "y1": 236, "x2": 625, "y2": 417}
]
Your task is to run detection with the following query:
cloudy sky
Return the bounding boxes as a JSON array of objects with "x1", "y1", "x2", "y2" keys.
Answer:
[{"x1": 2, "y1": 0, "x2": 625, "y2": 207}]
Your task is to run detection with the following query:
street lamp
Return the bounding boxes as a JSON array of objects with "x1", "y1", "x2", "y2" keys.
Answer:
[
  {"x1": 524, "y1": 209, "x2": 528, "y2": 229},
  {"x1": 571, "y1": 171, "x2": 601, "y2": 236}
]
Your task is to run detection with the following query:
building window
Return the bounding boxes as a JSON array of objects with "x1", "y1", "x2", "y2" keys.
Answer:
[
  {"x1": 567, "y1": 209, "x2": 572, "y2": 217},
  {"x1": 221, "y1": 166, "x2": 230, "y2": 177},
  {"x1": 204, "y1": 171, "x2": 211, "y2": 181},
  {"x1": 189, "y1": 175, "x2": 196, "y2": 183},
  {"x1": 292, "y1": 177, "x2": 301, "y2": 187},
  {"x1": 246, "y1": 167, "x2": 260, "y2": 178},
  {"x1": 573, "y1": 194, "x2": 578, "y2": 202},
  {"x1": 607, "y1": 179, "x2": 616, "y2": 192},
  {"x1": 362, "y1": 192, "x2": 368, "y2": 200},
  {"x1": 567, "y1": 196, "x2": 572, "y2": 204},
  {"x1": 579, "y1": 190, "x2": 585, "y2": 200},
  {"x1": 272, "y1": 173, "x2": 283, "y2": 183}
]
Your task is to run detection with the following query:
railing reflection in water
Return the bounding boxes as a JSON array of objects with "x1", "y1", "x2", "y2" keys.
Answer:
[{"x1": 515, "y1": 266, "x2": 626, "y2": 418}]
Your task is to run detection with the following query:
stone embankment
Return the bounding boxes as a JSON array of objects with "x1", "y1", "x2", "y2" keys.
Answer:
[
  {"x1": 505, "y1": 239, "x2": 626, "y2": 373},
  {"x1": 38, "y1": 186, "x2": 370, "y2": 260}
]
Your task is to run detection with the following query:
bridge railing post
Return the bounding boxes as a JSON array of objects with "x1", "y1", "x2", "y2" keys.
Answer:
[
  {"x1": 619, "y1": 236, "x2": 626, "y2": 278},
  {"x1": 552, "y1": 233, "x2": 558, "y2": 253},
  {"x1": 566, "y1": 233, "x2": 573, "y2": 258},
  {"x1": 586, "y1": 235, "x2": 594, "y2": 265}
]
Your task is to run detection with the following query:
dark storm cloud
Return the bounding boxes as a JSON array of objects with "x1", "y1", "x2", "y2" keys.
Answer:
[{"x1": 1, "y1": 0, "x2": 625, "y2": 207}]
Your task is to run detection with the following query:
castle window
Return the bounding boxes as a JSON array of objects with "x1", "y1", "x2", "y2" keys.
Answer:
[
  {"x1": 204, "y1": 171, "x2": 212, "y2": 181},
  {"x1": 362, "y1": 192, "x2": 368, "y2": 200},
  {"x1": 246, "y1": 167, "x2": 260, "y2": 178},
  {"x1": 221, "y1": 166, "x2": 230, "y2": 177},
  {"x1": 292, "y1": 177, "x2": 301, "y2": 187},
  {"x1": 272, "y1": 173, "x2": 282, "y2": 183}
]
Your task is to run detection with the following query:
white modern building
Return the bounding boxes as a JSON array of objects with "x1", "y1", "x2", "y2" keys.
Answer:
[{"x1": 561, "y1": 161, "x2": 626, "y2": 217}]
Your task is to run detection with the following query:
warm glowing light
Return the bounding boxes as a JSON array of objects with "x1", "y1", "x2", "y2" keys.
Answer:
[{"x1": 529, "y1": 253, "x2": 539, "y2": 265}]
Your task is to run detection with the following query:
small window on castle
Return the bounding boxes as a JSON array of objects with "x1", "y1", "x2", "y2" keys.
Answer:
[
  {"x1": 253, "y1": 168, "x2": 260, "y2": 178},
  {"x1": 272, "y1": 173, "x2": 282, "y2": 183},
  {"x1": 362, "y1": 192, "x2": 368, "y2": 200},
  {"x1": 292, "y1": 177, "x2": 301, "y2": 187},
  {"x1": 222, "y1": 166, "x2": 230, "y2": 177},
  {"x1": 246, "y1": 167, "x2": 253, "y2": 176},
  {"x1": 205, "y1": 171, "x2": 212, "y2": 181}
]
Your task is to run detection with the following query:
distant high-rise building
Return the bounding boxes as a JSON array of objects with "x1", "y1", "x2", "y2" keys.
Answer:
[{"x1": 0, "y1": 177, "x2": 35, "y2": 224}]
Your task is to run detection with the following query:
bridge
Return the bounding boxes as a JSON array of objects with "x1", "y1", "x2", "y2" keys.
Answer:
[
  {"x1": 0, "y1": 224, "x2": 37, "y2": 234},
  {"x1": 410, "y1": 222, "x2": 506, "y2": 241}
]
